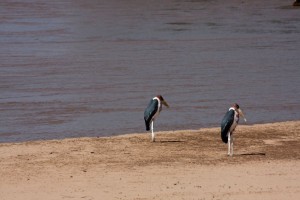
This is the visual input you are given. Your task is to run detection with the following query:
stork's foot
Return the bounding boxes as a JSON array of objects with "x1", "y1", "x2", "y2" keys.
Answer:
[
  {"x1": 227, "y1": 149, "x2": 233, "y2": 156},
  {"x1": 151, "y1": 132, "x2": 155, "y2": 142},
  {"x1": 151, "y1": 135, "x2": 155, "y2": 142}
]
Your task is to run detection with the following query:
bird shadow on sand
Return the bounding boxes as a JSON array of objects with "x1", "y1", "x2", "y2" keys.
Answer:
[
  {"x1": 235, "y1": 152, "x2": 266, "y2": 156},
  {"x1": 157, "y1": 140, "x2": 186, "y2": 143}
]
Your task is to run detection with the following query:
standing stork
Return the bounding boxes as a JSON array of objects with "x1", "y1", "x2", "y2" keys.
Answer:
[
  {"x1": 144, "y1": 95, "x2": 169, "y2": 142},
  {"x1": 221, "y1": 103, "x2": 246, "y2": 156}
]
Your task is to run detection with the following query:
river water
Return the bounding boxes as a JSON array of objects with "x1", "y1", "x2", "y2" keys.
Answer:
[{"x1": 1, "y1": 0, "x2": 300, "y2": 142}]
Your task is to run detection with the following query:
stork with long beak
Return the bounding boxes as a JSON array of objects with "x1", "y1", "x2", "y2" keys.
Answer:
[
  {"x1": 144, "y1": 95, "x2": 169, "y2": 142},
  {"x1": 221, "y1": 103, "x2": 247, "y2": 156}
]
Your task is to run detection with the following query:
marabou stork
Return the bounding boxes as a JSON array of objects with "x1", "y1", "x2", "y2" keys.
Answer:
[
  {"x1": 144, "y1": 95, "x2": 169, "y2": 142},
  {"x1": 221, "y1": 103, "x2": 247, "y2": 156}
]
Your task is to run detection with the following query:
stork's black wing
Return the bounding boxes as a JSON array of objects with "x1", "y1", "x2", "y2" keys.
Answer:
[
  {"x1": 144, "y1": 99, "x2": 159, "y2": 131},
  {"x1": 221, "y1": 109, "x2": 235, "y2": 143}
]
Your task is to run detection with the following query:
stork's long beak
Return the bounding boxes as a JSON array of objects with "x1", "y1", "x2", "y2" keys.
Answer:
[
  {"x1": 162, "y1": 100, "x2": 169, "y2": 108},
  {"x1": 238, "y1": 109, "x2": 247, "y2": 122}
]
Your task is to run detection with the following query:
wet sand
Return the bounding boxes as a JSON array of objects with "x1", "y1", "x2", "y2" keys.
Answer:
[{"x1": 0, "y1": 121, "x2": 299, "y2": 199}]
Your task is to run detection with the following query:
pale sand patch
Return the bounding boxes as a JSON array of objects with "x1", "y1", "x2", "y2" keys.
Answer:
[{"x1": 0, "y1": 121, "x2": 299, "y2": 199}]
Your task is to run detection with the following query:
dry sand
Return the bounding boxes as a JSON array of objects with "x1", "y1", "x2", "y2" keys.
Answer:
[{"x1": 0, "y1": 121, "x2": 299, "y2": 200}]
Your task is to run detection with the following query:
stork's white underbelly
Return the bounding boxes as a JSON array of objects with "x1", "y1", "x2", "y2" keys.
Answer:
[
  {"x1": 229, "y1": 120, "x2": 238, "y2": 132},
  {"x1": 151, "y1": 97, "x2": 161, "y2": 122},
  {"x1": 152, "y1": 111, "x2": 160, "y2": 121},
  {"x1": 229, "y1": 110, "x2": 239, "y2": 133}
]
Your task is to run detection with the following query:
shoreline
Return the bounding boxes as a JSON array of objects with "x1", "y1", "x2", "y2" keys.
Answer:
[
  {"x1": 0, "y1": 121, "x2": 299, "y2": 199},
  {"x1": 2, "y1": 119, "x2": 299, "y2": 145}
]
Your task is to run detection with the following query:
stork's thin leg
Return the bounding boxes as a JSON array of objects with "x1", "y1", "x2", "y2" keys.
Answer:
[
  {"x1": 228, "y1": 132, "x2": 231, "y2": 156},
  {"x1": 151, "y1": 121, "x2": 155, "y2": 142},
  {"x1": 231, "y1": 134, "x2": 234, "y2": 156}
]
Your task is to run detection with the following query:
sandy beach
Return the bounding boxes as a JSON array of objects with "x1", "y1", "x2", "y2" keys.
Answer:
[{"x1": 0, "y1": 121, "x2": 299, "y2": 200}]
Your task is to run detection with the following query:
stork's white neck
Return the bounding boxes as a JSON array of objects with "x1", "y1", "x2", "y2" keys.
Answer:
[
  {"x1": 153, "y1": 97, "x2": 160, "y2": 102},
  {"x1": 229, "y1": 107, "x2": 236, "y2": 111},
  {"x1": 153, "y1": 97, "x2": 162, "y2": 111}
]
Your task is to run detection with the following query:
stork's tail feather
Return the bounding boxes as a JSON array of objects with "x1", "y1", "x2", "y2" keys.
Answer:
[
  {"x1": 146, "y1": 126, "x2": 150, "y2": 131},
  {"x1": 145, "y1": 120, "x2": 150, "y2": 131},
  {"x1": 221, "y1": 134, "x2": 228, "y2": 144}
]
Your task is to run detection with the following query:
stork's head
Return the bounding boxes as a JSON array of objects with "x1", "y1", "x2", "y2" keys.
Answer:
[
  {"x1": 157, "y1": 95, "x2": 169, "y2": 108},
  {"x1": 232, "y1": 103, "x2": 240, "y2": 110},
  {"x1": 233, "y1": 103, "x2": 247, "y2": 122}
]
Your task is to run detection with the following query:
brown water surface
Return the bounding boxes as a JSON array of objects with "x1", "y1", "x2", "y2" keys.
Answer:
[{"x1": 1, "y1": 0, "x2": 300, "y2": 142}]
